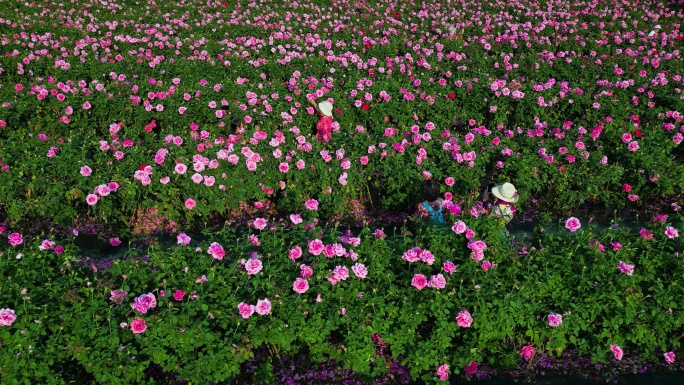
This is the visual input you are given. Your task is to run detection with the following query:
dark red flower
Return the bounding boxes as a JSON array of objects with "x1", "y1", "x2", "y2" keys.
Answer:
[
  {"x1": 140, "y1": 164, "x2": 148, "y2": 171},
  {"x1": 634, "y1": 130, "x2": 642, "y2": 137},
  {"x1": 448, "y1": 93, "x2": 456, "y2": 100},
  {"x1": 334, "y1": 108, "x2": 342, "y2": 115},
  {"x1": 364, "y1": 43, "x2": 371, "y2": 49},
  {"x1": 362, "y1": 104, "x2": 370, "y2": 111},
  {"x1": 464, "y1": 361, "x2": 478, "y2": 375}
]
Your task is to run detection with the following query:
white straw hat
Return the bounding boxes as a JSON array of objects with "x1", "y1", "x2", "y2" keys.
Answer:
[
  {"x1": 318, "y1": 101, "x2": 333, "y2": 117},
  {"x1": 491, "y1": 182, "x2": 519, "y2": 203},
  {"x1": 654, "y1": 25, "x2": 662, "y2": 29}
]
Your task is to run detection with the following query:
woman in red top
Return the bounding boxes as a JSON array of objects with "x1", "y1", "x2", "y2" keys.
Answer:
[{"x1": 308, "y1": 98, "x2": 333, "y2": 143}]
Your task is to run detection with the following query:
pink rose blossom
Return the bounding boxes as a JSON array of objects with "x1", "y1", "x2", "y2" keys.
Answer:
[
  {"x1": 207, "y1": 242, "x2": 226, "y2": 260},
  {"x1": 8, "y1": 233, "x2": 23, "y2": 246},
  {"x1": 184, "y1": 198, "x2": 196, "y2": 210},
  {"x1": 564, "y1": 217, "x2": 581, "y2": 232},
  {"x1": 80, "y1": 166, "x2": 92, "y2": 176},
  {"x1": 173, "y1": 290, "x2": 186, "y2": 301},
  {"x1": 352, "y1": 263, "x2": 368, "y2": 278},
  {"x1": 443, "y1": 261, "x2": 457, "y2": 274},
  {"x1": 130, "y1": 318, "x2": 147, "y2": 334},
  {"x1": 238, "y1": 302, "x2": 255, "y2": 319},
  {"x1": 0, "y1": 308, "x2": 17, "y2": 326},
  {"x1": 664, "y1": 352, "x2": 675, "y2": 364},
  {"x1": 255, "y1": 298, "x2": 272, "y2": 315},
  {"x1": 292, "y1": 278, "x2": 309, "y2": 294},
  {"x1": 300, "y1": 264, "x2": 313, "y2": 278},
  {"x1": 308, "y1": 239, "x2": 325, "y2": 255},
  {"x1": 86, "y1": 194, "x2": 99, "y2": 206},
  {"x1": 610, "y1": 344, "x2": 623, "y2": 360},
  {"x1": 289, "y1": 246, "x2": 303, "y2": 261},
  {"x1": 617, "y1": 261, "x2": 634, "y2": 275},
  {"x1": 452, "y1": 221, "x2": 467, "y2": 234},
  {"x1": 456, "y1": 310, "x2": 473, "y2": 327},
  {"x1": 436, "y1": 364, "x2": 449, "y2": 381},
  {"x1": 665, "y1": 226, "x2": 679, "y2": 239},
  {"x1": 411, "y1": 274, "x2": 428, "y2": 290},
  {"x1": 177, "y1": 233, "x2": 191, "y2": 245},
  {"x1": 429, "y1": 274, "x2": 446, "y2": 289},
  {"x1": 548, "y1": 313, "x2": 563, "y2": 327},
  {"x1": 132, "y1": 293, "x2": 157, "y2": 315},
  {"x1": 519, "y1": 345, "x2": 535, "y2": 361},
  {"x1": 245, "y1": 258, "x2": 263, "y2": 275}
]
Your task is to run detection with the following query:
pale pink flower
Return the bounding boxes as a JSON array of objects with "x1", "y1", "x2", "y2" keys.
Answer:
[
  {"x1": 177, "y1": 233, "x2": 191, "y2": 245},
  {"x1": 304, "y1": 198, "x2": 319, "y2": 211},
  {"x1": 617, "y1": 261, "x2": 634, "y2": 275},
  {"x1": 132, "y1": 293, "x2": 157, "y2": 315},
  {"x1": 252, "y1": 218, "x2": 267, "y2": 230},
  {"x1": 86, "y1": 194, "x2": 99, "y2": 206},
  {"x1": 452, "y1": 221, "x2": 467, "y2": 234},
  {"x1": 80, "y1": 165, "x2": 92, "y2": 176},
  {"x1": 289, "y1": 246, "x2": 303, "y2": 261},
  {"x1": 429, "y1": 274, "x2": 446, "y2": 289}
]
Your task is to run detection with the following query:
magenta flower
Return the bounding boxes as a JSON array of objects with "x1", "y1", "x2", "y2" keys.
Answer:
[
  {"x1": 177, "y1": 233, "x2": 191, "y2": 245},
  {"x1": 411, "y1": 274, "x2": 428, "y2": 290},
  {"x1": 519, "y1": 345, "x2": 535, "y2": 361},
  {"x1": 308, "y1": 239, "x2": 325, "y2": 255},
  {"x1": 665, "y1": 226, "x2": 679, "y2": 239},
  {"x1": 0, "y1": 308, "x2": 17, "y2": 326},
  {"x1": 664, "y1": 351, "x2": 675, "y2": 364},
  {"x1": 132, "y1": 293, "x2": 157, "y2": 315},
  {"x1": 8, "y1": 233, "x2": 23, "y2": 246},
  {"x1": 304, "y1": 198, "x2": 319, "y2": 211},
  {"x1": 464, "y1": 361, "x2": 478, "y2": 375},
  {"x1": 173, "y1": 290, "x2": 186, "y2": 301},
  {"x1": 289, "y1": 246, "x2": 303, "y2": 261},
  {"x1": 80, "y1": 165, "x2": 92, "y2": 176},
  {"x1": 639, "y1": 228, "x2": 654, "y2": 240},
  {"x1": 442, "y1": 261, "x2": 457, "y2": 274},
  {"x1": 130, "y1": 318, "x2": 147, "y2": 334},
  {"x1": 456, "y1": 310, "x2": 473, "y2": 327},
  {"x1": 429, "y1": 274, "x2": 446, "y2": 290},
  {"x1": 564, "y1": 217, "x2": 581, "y2": 232},
  {"x1": 436, "y1": 363, "x2": 449, "y2": 381},
  {"x1": 86, "y1": 194, "x2": 99, "y2": 206},
  {"x1": 299, "y1": 264, "x2": 313, "y2": 278},
  {"x1": 238, "y1": 302, "x2": 255, "y2": 319},
  {"x1": 207, "y1": 242, "x2": 226, "y2": 260},
  {"x1": 109, "y1": 289, "x2": 128, "y2": 304},
  {"x1": 610, "y1": 344, "x2": 623, "y2": 360},
  {"x1": 617, "y1": 261, "x2": 634, "y2": 275},
  {"x1": 255, "y1": 298, "x2": 272, "y2": 316},
  {"x1": 252, "y1": 217, "x2": 267, "y2": 230},
  {"x1": 109, "y1": 237, "x2": 121, "y2": 247},
  {"x1": 548, "y1": 313, "x2": 563, "y2": 327},
  {"x1": 292, "y1": 278, "x2": 309, "y2": 294}
]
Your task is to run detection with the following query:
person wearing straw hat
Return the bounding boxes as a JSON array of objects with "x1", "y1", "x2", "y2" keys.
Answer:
[
  {"x1": 485, "y1": 182, "x2": 519, "y2": 237},
  {"x1": 648, "y1": 25, "x2": 661, "y2": 37},
  {"x1": 308, "y1": 97, "x2": 334, "y2": 143}
]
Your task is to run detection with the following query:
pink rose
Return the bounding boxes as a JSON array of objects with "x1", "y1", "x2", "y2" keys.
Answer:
[
  {"x1": 308, "y1": 239, "x2": 325, "y2": 255},
  {"x1": 207, "y1": 242, "x2": 226, "y2": 260},
  {"x1": 548, "y1": 313, "x2": 563, "y2": 327},
  {"x1": 444, "y1": 177, "x2": 455, "y2": 186},
  {"x1": 299, "y1": 264, "x2": 313, "y2": 278},
  {"x1": 610, "y1": 344, "x2": 623, "y2": 360},
  {"x1": 177, "y1": 233, "x2": 192, "y2": 245},
  {"x1": 352, "y1": 263, "x2": 368, "y2": 279},
  {"x1": 429, "y1": 274, "x2": 446, "y2": 290},
  {"x1": 452, "y1": 221, "x2": 467, "y2": 234},
  {"x1": 436, "y1": 363, "x2": 449, "y2": 381},
  {"x1": 130, "y1": 318, "x2": 147, "y2": 334},
  {"x1": 519, "y1": 345, "x2": 535, "y2": 361},
  {"x1": 411, "y1": 274, "x2": 428, "y2": 290},
  {"x1": 252, "y1": 217, "x2": 267, "y2": 230},
  {"x1": 173, "y1": 290, "x2": 186, "y2": 301},
  {"x1": 255, "y1": 298, "x2": 272, "y2": 315},
  {"x1": 456, "y1": 310, "x2": 473, "y2": 327},
  {"x1": 464, "y1": 361, "x2": 478, "y2": 375},
  {"x1": 245, "y1": 258, "x2": 263, "y2": 275},
  {"x1": 8, "y1": 233, "x2": 23, "y2": 246},
  {"x1": 80, "y1": 165, "x2": 92, "y2": 176},
  {"x1": 665, "y1": 226, "x2": 679, "y2": 239},
  {"x1": 664, "y1": 351, "x2": 675, "y2": 364},
  {"x1": 0, "y1": 308, "x2": 17, "y2": 326},
  {"x1": 184, "y1": 198, "x2": 196, "y2": 210},
  {"x1": 564, "y1": 217, "x2": 581, "y2": 232},
  {"x1": 289, "y1": 246, "x2": 303, "y2": 261},
  {"x1": 109, "y1": 237, "x2": 121, "y2": 246},
  {"x1": 237, "y1": 302, "x2": 254, "y2": 319},
  {"x1": 617, "y1": 261, "x2": 634, "y2": 275},
  {"x1": 442, "y1": 261, "x2": 457, "y2": 274},
  {"x1": 132, "y1": 293, "x2": 157, "y2": 315},
  {"x1": 304, "y1": 198, "x2": 319, "y2": 211},
  {"x1": 292, "y1": 278, "x2": 309, "y2": 294}
]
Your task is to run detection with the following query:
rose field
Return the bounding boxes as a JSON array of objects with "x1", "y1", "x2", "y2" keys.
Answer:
[{"x1": 1, "y1": 0, "x2": 684, "y2": 383}]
